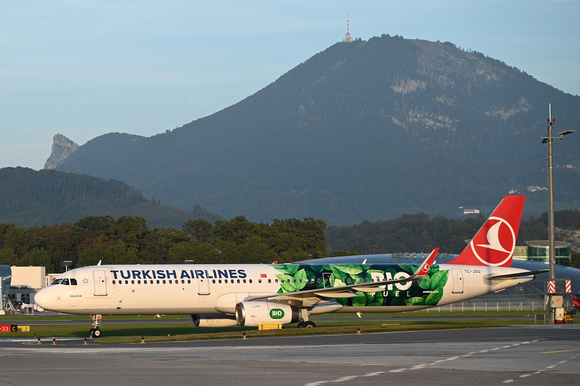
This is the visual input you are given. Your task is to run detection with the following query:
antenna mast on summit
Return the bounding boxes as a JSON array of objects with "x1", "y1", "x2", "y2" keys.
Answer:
[{"x1": 342, "y1": 14, "x2": 354, "y2": 43}]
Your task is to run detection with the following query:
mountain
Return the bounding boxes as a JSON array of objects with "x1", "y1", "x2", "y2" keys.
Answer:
[
  {"x1": 0, "y1": 167, "x2": 221, "y2": 228},
  {"x1": 44, "y1": 134, "x2": 79, "y2": 170},
  {"x1": 52, "y1": 35, "x2": 580, "y2": 225}
]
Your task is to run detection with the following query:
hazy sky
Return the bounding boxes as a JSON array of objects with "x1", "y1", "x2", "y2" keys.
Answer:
[{"x1": 2, "y1": 0, "x2": 579, "y2": 170}]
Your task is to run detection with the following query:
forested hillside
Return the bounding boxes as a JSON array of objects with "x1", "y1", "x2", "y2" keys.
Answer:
[
  {"x1": 0, "y1": 167, "x2": 220, "y2": 227},
  {"x1": 326, "y1": 210, "x2": 580, "y2": 264}
]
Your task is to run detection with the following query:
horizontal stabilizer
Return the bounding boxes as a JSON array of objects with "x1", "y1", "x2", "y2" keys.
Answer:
[{"x1": 485, "y1": 269, "x2": 549, "y2": 281}]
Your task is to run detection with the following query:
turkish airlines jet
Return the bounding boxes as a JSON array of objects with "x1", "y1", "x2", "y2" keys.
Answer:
[{"x1": 35, "y1": 195, "x2": 546, "y2": 337}]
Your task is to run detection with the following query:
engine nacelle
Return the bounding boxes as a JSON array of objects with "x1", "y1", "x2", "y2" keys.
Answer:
[
  {"x1": 235, "y1": 301, "x2": 300, "y2": 327},
  {"x1": 191, "y1": 314, "x2": 238, "y2": 328},
  {"x1": 308, "y1": 301, "x2": 343, "y2": 315}
]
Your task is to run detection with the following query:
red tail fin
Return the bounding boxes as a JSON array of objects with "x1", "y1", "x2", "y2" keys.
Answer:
[{"x1": 448, "y1": 195, "x2": 525, "y2": 267}]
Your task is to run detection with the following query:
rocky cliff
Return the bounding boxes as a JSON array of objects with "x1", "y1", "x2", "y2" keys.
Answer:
[{"x1": 44, "y1": 134, "x2": 79, "y2": 170}]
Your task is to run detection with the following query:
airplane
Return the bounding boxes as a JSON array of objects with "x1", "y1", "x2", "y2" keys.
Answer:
[{"x1": 34, "y1": 195, "x2": 548, "y2": 337}]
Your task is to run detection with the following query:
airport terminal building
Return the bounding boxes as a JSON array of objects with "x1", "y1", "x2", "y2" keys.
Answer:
[{"x1": 525, "y1": 240, "x2": 572, "y2": 266}]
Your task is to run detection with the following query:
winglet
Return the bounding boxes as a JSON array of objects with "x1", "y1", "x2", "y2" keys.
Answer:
[
  {"x1": 448, "y1": 195, "x2": 525, "y2": 267},
  {"x1": 410, "y1": 248, "x2": 438, "y2": 279}
]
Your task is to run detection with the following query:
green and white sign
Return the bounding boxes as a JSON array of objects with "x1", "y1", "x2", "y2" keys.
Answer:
[{"x1": 270, "y1": 308, "x2": 285, "y2": 319}]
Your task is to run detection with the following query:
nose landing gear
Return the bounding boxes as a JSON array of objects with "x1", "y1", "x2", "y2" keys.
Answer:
[{"x1": 89, "y1": 314, "x2": 102, "y2": 338}]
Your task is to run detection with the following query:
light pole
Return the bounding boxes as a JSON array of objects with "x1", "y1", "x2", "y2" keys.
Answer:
[{"x1": 541, "y1": 103, "x2": 574, "y2": 322}]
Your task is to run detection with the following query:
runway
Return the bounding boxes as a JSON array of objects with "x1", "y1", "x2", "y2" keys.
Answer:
[{"x1": 1, "y1": 325, "x2": 579, "y2": 385}]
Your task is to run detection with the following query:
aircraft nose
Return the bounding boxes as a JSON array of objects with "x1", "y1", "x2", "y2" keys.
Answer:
[{"x1": 34, "y1": 287, "x2": 52, "y2": 310}]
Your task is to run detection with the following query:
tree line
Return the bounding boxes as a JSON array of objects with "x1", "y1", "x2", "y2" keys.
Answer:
[
  {"x1": 0, "y1": 216, "x2": 326, "y2": 273},
  {"x1": 326, "y1": 210, "x2": 580, "y2": 268},
  {"x1": 1, "y1": 210, "x2": 578, "y2": 274}
]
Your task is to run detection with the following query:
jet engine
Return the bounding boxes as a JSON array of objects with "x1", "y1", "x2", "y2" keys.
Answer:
[
  {"x1": 235, "y1": 301, "x2": 300, "y2": 327},
  {"x1": 191, "y1": 314, "x2": 238, "y2": 328}
]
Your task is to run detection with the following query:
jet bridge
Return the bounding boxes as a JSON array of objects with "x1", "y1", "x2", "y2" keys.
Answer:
[{"x1": 0, "y1": 265, "x2": 12, "y2": 315}]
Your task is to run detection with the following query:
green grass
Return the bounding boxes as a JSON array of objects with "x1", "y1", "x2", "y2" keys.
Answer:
[{"x1": 0, "y1": 311, "x2": 551, "y2": 344}]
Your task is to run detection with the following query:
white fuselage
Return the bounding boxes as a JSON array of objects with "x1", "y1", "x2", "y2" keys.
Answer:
[{"x1": 34, "y1": 263, "x2": 534, "y2": 316}]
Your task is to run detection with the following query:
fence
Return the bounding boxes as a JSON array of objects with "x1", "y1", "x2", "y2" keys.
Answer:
[{"x1": 427, "y1": 298, "x2": 574, "y2": 312}]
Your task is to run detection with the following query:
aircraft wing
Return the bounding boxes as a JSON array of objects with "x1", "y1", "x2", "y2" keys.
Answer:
[{"x1": 244, "y1": 248, "x2": 439, "y2": 307}]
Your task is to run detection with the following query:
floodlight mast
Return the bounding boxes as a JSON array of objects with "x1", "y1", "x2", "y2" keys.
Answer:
[{"x1": 540, "y1": 103, "x2": 574, "y2": 323}]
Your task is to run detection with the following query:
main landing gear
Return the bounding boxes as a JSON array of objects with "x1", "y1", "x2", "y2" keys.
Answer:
[
  {"x1": 89, "y1": 314, "x2": 102, "y2": 338},
  {"x1": 297, "y1": 308, "x2": 316, "y2": 328}
]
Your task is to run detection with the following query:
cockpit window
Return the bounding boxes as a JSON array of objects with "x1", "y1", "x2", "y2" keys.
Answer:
[{"x1": 51, "y1": 278, "x2": 77, "y2": 286}]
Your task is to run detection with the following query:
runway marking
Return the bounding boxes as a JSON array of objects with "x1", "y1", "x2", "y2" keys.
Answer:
[
  {"x1": 542, "y1": 348, "x2": 580, "y2": 354},
  {"x1": 361, "y1": 372, "x2": 385, "y2": 377},
  {"x1": 306, "y1": 340, "x2": 541, "y2": 385},
  {"x1": 502, "y1": 347, "x2": 576, "y2": 383}
]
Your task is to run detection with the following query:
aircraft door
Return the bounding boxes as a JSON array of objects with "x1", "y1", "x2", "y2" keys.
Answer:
[
  {"x1": 322, "y1": 273, "x2": 332, "y2": 288},
  {"x1": 450, "y1": 269, "x2": 464, "y2": 294},
  {"x1": 198, "y1": 278, "x2": 210, "y2": 295},
  {"x1": 93, "y1": 270, "x2": 108, "y2": 296}
]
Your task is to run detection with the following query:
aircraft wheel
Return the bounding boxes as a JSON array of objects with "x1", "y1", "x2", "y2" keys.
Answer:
[
  {"x1": 91, "y1": 328, "x2": 102, "y2": 338},
  {"x1": 303, "y1": 321, "x2": 316, "y2": 328}
]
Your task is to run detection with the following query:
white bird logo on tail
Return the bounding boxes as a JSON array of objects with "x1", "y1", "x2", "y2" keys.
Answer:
[
  {"x1": 476, "y1": 221, "x2": 510, "y2": 253},
  {"x1": 470, "y1": 216, "x2": 516, "y2": 267}
]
